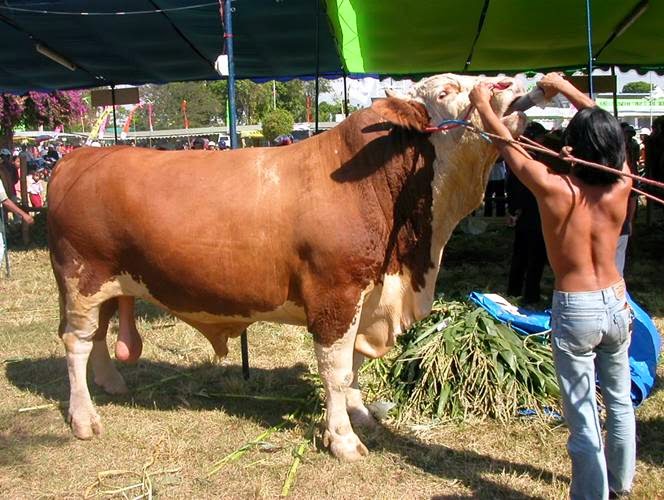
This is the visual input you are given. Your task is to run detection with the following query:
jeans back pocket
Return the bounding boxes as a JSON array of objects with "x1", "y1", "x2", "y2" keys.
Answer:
[
  {"x1": 609, "y1": 304, "x2": 632, "y2": 346},
  {"x1": 553, "y1": 310, "x2": 603, "y2": 354}
]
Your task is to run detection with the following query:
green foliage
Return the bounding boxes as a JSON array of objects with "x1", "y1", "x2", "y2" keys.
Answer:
[
  {"x1": 621, "y1": 81, "x2": 654, "y2": 93},
  {"x1": 261, "y1": 108, "x2": 294, "y2": 142},
  {"x1": 368, "y1": 300, "x2": 559, "y2": 424},
  {"x1": 138, "y1": 81, "x2": 223, "y2": 130}
]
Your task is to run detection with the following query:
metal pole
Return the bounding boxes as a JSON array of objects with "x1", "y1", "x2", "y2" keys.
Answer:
[
  {"x1": 223, "y1": 0, "x2": 247, "y2": 376},
  {"x1": 585, "y1": 0, "x2": 594, "y2": 98},
  {"x1": 611, "y1": 66, "x2": 618, "y2": 118},
  {"x1": 343, "y1": 72, "x2": 349, "y2": 117},
  {"x1": 314, "y1": 0, "x2": 321, "y2": 133},
  {"x1": 224, "y1": 0, "x2": 238, "y2": 149},
  {"x1": 111, "y1": 85, "x2": 119, "y2": 144}
]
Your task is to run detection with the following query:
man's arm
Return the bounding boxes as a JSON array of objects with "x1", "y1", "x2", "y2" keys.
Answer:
[
  {"x1": 1, "y1": 198, "x2": 34, "y2": 225},
  {"x1": 537, "y1": 72, "x2": 595, "y2": 110},
  {"x1": 469, "y1": 83, "x2": 552, "y2": 197}
]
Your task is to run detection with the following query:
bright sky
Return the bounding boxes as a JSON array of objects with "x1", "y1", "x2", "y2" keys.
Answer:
[{"x1": 325, "y1": 70, "x2": 664, "y2": 108}]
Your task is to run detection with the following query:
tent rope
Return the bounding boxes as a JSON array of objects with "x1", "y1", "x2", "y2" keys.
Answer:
[{"x1": 0, "y1": 3, "x2": 218, "y2": 16}]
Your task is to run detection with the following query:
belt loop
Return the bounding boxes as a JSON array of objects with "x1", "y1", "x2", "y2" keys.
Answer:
[{"x1": 602, "y1": 288, "x2": 609, "y2": 304}]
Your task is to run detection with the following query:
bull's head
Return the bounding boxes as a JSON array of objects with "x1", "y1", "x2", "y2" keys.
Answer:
[
  {"x1": 371, "y1": 73, "x2": 526, "y2": 216},
  {"x1": 374, "y1": 73, "x2": 526, "y2": 164}
]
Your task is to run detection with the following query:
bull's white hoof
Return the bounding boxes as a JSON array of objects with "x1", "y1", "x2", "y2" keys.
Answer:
[
  {"x1": 324, "y1": 429, "x2": 369, "y2": 461},
  {"x1": 348, "y1": 406, "x2": 377, "y2": 429},
  {"x1": 94, "y1": 369, "x2": 128, "y2": 395},
  {"x1": 69, "y1": 407, "x2": 103, "y2": 440}
]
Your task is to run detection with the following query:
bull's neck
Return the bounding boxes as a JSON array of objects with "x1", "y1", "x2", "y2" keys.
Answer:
[{"x1": 429, "y1": 143, "x2": 497, "y2": 269}]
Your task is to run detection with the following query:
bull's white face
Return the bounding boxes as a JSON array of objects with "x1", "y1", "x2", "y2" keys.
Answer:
[{"x1": 407, "y1": 73, "x2": 525, "y2": 137}]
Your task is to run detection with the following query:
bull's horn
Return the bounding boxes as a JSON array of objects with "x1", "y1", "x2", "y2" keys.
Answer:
[{"x1": 385, "y1": 88, "x2": 408, "y2": 99}]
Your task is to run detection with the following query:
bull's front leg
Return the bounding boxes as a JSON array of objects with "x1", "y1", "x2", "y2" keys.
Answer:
[{"x1": 314, "y1": 315, "x2": 369, "y2": 461}]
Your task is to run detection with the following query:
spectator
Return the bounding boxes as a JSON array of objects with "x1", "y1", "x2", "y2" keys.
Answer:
[
  {"x1": 506, "y1": 122, "x2": 549, "y2": 304},
  {"x1": 191, "y1": 137, "x2": 206, "y2": 150},
  {"x1": 483, "y1": 158, "x2": 506, "y2": 216},
  {"x1": 0, "y1": 149, "x2": 18, "y2": 201},
  {"x1": 0, "y1": 177, "x2": 34, "y2": 262},
  {"x1": 27, "y1": 170, "x2": 44, "y2": 208}
]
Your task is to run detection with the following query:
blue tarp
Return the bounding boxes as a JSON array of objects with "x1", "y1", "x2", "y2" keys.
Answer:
[{"x1": 469, "y1": 292, "x2": 661, "y2": 407}]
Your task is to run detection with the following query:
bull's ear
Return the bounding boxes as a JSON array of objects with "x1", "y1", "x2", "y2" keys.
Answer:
[{"x1": 371, "y1": 97, "x2": 430, "y2": 132}]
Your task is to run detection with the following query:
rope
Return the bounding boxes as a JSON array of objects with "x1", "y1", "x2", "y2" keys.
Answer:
[
  {"x1": 426, "y1": 118, "x2": 664, "y2": 206},
  {"x1": 0, "y1": 2, "x2": 218, "y2": 16}
]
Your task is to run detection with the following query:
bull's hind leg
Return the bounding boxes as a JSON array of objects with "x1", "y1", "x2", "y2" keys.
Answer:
[
  {"x1": 89, "y1": 298, "x2": 129, "y2": 395},
  {"x1": 314, "y1": 307, "x2": 368, "y2": 461},
  {"x1": 61, "y1": 299, "x2": 104, "y2": 439}
]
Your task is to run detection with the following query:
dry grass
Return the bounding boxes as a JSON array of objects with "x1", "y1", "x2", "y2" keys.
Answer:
[{"x1": 1, "y1": 215, "x2": 663, "y2": 499}]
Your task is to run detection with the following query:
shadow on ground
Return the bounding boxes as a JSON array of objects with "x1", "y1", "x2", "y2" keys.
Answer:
[
  {"x1": 359, "y1": 424, "x2": 565, "y2": 500},
  {"x1": 5, "y1": 357, "x2": 316, "y2": 431},
  {"x1": 6, "y1": 356, "x2": 563, "y2": 498}
]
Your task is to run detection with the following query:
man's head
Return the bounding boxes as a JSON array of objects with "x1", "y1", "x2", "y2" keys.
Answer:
[
  {"x1": 0, "y1": 148, "x2": 11, "y2": 162},
  {"x1": 563, "y1": 107, "x2": 626, "y2": 185},
  {"x1": 523, "y1": 121, "x2": 547, "y2": 143},
  {"x1": 191, "y1": 137, "x2": 206, "y2": 150}
]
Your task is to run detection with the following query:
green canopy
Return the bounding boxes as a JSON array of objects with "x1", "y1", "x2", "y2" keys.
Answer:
[
  {"x1": 327, "y1": 0, "x2": 662, "y2": 76},
  {"x1": 0, "y1": 0, "x2": 661, "y2": 94}
]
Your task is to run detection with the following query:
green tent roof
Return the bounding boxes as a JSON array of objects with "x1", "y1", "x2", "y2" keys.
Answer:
[{"x1": 0, "y1": 0, "x2": 661, "y2": 94}]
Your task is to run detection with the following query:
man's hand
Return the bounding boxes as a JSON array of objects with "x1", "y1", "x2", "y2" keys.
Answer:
[
  {"x1": 23, "y1": 213, "x2": 34, "y2": 225},
  {"x1": 537, "y1": 72, "x2": 567, "y2": 99},
  {"x1": 469, "y1": 82, "x2": 493, "y2": 108}
]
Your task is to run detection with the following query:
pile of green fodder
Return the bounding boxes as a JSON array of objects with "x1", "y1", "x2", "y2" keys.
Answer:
[{"x1": 366, "y1": 300, "x2": 560, "y2": 424}]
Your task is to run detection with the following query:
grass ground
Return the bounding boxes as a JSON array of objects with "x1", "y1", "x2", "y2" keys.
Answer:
[{"x1": 1, "y1": 213, "x2": 662, "y2": 499}]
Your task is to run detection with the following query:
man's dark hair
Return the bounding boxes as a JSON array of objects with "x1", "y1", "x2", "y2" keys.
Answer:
[
  {"x1": 523, "y1": 121, "x2": 547, "y2": 141},
  {"x1": 563, "y1": 107, "x2": 625, "y2": 185}
]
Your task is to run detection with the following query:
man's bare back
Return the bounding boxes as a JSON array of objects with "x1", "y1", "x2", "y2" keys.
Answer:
[{"x1": 532, "y1": 162, "x2": 631, "y2": 291}]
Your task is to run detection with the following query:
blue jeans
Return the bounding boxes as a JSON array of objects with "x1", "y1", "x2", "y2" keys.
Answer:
[{"x1": 551, "y1": 281, "x2": 635, "y2": 500}]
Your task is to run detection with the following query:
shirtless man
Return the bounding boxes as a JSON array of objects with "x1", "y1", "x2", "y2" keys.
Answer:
[{"x1": 470, "y1": 73, "x2": 635, "y2": 500}]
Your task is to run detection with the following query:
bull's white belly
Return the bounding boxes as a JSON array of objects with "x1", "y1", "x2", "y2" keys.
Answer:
[{"x1": 63, "y1": 272, "x2": 308, "y2": 332}]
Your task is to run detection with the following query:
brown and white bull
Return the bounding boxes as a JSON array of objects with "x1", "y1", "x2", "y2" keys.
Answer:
[{"x1": 48, "y1": 74, "x2": 525, "y2": 461}]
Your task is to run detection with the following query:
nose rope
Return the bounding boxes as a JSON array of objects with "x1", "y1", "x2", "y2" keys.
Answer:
[{"x1": 432, "y1": 119, "x2": 664, "y2": 206}]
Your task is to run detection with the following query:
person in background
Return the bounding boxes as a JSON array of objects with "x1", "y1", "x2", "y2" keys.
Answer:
[
  {"x1": 0, "y1": 178, "x2": 34, "y2": 263},
  {"x1": 27, "y1": 169, "x2": 44, "y2": 208},
  {"x1": 506, "y1": 122, "x2": 548, "y2": 304},
  {"x1": 191, "y1": 137, "x2": 206, "y2": 150},
  {"x1": 616, "y1": 125, "x2": 640, "y2": 277},
  {"x1": 471, "y1": 72, "x2": 635, "y2": 500},
  {"x1": 207, "y1": 141, "x2": 218, "y2": 150},
  {"x1": 620, "y1": 123, "x2": 639, "y2": 173},
  {"x1": 483, "y1": 157, "x2": 506, "y2": 217},
  {"x1": 0, "y1": 149, "x2": 18, "y2": 201}
]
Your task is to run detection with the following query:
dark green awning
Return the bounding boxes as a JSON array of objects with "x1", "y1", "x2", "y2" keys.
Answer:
[{"x1": 0, "y1": 0, "x2": 661, "y2": 94}]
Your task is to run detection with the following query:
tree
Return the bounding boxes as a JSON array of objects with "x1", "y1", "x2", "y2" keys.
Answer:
[
  {"x1": 622, "y1": 81, "x2": 654, "y2": 93},
  {"x1": 139, "y1": 81, "x2": 222, "y2": 130},
  {"x1": 0, "y1": 90, "x2": 87, "y2": 148},
  {"x1": 261, "y1": 108, "x2": 294, "y2": 142}
]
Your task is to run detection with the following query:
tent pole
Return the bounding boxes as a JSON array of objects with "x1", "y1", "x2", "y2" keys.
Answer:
[
  {"x1": 224, "y1": 0, "x2": 238, "y2": 149},
  {"x1": 223, "y1": 0, "x2": 247, "y2": 378},
  {"x1": 343, "y1": 71, "x2": 349, "y2": 117},
  {"x1": 111, "y1": 85, "x2": 118, "y2": 144},
  {"x1": 314, "y1": 0, "x2": 321, "y2": 133},
  {"x1": 611, "y1": 66, "x2": 618, "y2": 118},
  {"x1": 585, "y1": 0, "x2": 595, "y2": 98}
]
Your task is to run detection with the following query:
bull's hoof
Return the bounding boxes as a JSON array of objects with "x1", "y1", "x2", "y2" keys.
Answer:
[
  {"x1": 324, "y1": 429, "x2": 369, "y2": 462},
  {"x1": 348, "y1": 406, "x2": 377, "y2": 429},
  {"x1": 94, "y1": 370, "x2": 129, "y2": 395},
  {"x1": 69, "y1": 408, "x2": 103, "y2": 440}
]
